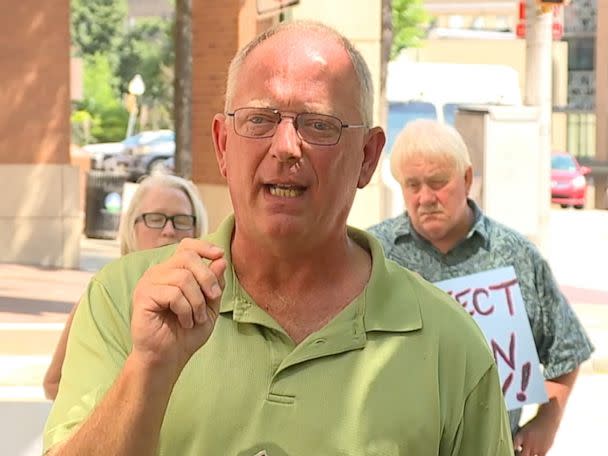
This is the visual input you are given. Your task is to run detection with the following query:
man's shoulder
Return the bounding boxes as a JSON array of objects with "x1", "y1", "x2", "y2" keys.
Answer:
[
  {"x1": 368, "y1": 214, "x2": 403, "y2": 235},
  {"x1": 95, "y1": 244, "x2": 178, "y2": 293},
  {"x1": 483, "y1": 215, "x2": 541, "y2": 255},
  {"x1": 367, "y1": 215, "x2": 408, "y2": 251},
  {"x1": 383, "y1": 261, "x2": 486, "y2": 332},
  {"x1": 383, "y1": 262, "x2": 495, "y2": 370}
]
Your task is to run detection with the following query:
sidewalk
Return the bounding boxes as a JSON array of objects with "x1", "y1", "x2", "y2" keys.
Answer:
[{"x1": 0, "y1": 236, "x2": 120, "y2": 398}]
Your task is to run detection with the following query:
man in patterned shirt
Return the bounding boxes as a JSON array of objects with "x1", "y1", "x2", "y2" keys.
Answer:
[{"x1": 369, "y1": 119, "x2": 594, "y2": 456}]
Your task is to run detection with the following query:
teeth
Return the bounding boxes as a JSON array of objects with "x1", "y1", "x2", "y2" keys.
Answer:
[{"x1": 269, "y1": 185, "x2": 303, "y2": 198}]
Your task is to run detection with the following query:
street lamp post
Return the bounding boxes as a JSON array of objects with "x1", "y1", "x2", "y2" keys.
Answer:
[{"x1": 125, "y1": 74, "x2": 145, "y2": 139}]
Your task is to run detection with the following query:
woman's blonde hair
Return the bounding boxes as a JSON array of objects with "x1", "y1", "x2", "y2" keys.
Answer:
[{"x1": 117, "y1": 174, "x2": 208, "y2": 255}]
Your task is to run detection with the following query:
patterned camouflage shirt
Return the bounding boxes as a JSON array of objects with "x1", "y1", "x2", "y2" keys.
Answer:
[{"x1": 368, "y1": 200, "x2": 594, "y2": 433}]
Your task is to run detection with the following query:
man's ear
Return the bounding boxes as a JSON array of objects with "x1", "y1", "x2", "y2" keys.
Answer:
[
  {"x1": 464, "y1": 165, "x2": 473, "y2": 195},
  {"x1": 358, "y1": 126, "x2": 386, "y2": 188},
  {"x1": 212, "y1": 114, "x2": 228, "y2": 178}
]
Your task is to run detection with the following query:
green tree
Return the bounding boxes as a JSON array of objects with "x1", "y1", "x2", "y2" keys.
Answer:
[
  {"x1": 78, "y1": 54, "x2": 128, "y2": 142},
  {"x1": 70, "y1": 1, "x2": 175, "y2": 140},
  {"x1": 391, "y1": 0, "x2": 429, "y2": 59},
  {"x1": 71, "y1": 0, "x2": 127, "y2": 57},
  {"x1": 116, "y1": 17, "x2": 175, "y2": 122}
]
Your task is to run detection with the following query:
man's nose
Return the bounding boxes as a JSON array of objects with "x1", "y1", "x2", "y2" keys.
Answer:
[
  {"x1": 418, "y1": 185, "x2": 437, "y2": 205},
  {"x1": 270, "y1": 117, "x2": 302, "y2": 162}
]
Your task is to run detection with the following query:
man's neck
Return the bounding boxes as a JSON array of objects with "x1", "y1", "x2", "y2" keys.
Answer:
[
  {"x1": 231, "y1": 230, "x2": 372, "y2": 343},
  {"x1": 231, "y1": 230, "x2": 361, "y2": 289}
]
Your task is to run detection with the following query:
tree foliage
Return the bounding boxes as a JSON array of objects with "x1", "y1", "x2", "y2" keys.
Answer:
[
  {"x1": 78, "y1": 54, "x2": 129, "y2": 142},
  {"x1": 116, "y1": 17, "x2": 174, "y2": 127},
  {"x1": 70, "y1": 0, "x2": 175, "y2": 142},
  {"x1": 71, "y1": 0, "x2": 127, "y2": 57},
  {"x1": 391, "y1": 0, "x2": 429, "y2": 59}
]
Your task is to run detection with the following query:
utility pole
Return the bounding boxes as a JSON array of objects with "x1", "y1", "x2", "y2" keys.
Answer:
[
  {"x1": 174, "y1": 0, "x2": 193, "y2": 179},
  {"x1": 596, "y1": 1, "x2": 608, "y2": 208},
  {"x1": 524, "y1": 0, "x2": 553, "y2": 249}
]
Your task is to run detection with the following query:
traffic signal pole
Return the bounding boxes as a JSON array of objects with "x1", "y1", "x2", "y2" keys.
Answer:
[
  {"x1": 525, "y1": 0, "x2": 553, "y2": 249},
  {"x1": 174, "y1": 0, "x2": 193, "y2": 179}
]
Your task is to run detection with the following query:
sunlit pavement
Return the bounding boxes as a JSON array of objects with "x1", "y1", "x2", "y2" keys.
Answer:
[
  {"x1": 549, "y1": 374, "x2": 608, "y2": 455},
  {"x1": 0, "y1": 211, "x2": 606, "y2": 455}
]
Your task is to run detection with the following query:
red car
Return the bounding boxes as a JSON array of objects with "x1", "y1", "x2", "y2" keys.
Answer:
[{"x1": 551, "y1": 152, "x2": 591, "y2": 209}]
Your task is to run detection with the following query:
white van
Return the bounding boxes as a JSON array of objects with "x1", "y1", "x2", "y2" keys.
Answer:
[
  {"x1": 385, "y1": 60, "x2": 522, "y2": 150},
  {"x1": 382, "y1": 59, "x2": 523, "y2": 217}
]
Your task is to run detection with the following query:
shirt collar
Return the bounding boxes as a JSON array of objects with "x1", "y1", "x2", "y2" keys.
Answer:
[
  {"x1": 467, "y1": 199, "x2": 490, "y2": 247},
  {"x1": 207, "y1": 215, "x2": 422, "y2": 333}
]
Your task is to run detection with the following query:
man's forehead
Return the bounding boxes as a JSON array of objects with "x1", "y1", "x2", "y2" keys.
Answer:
[
  {"x1": 404, "y1": 156, "x2": 456, "y2": 175},
  {"x1": 243, "y1": 98, "x2": 334, "y2": 113},
  {"x1": 232, "y1": 34, "x2": 358, "y2": 114},
  {"x1": 241, "y1": 29, "x2": 350, "y2": 75}
]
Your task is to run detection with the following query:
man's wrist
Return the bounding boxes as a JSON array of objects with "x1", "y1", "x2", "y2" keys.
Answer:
[{"x1": 125, "y1": 351, "x2": 183, "y2": 394}]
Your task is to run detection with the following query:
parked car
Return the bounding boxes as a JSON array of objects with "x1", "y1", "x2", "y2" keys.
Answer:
[
  {"x1": 551, "y1": 152, "x2": 591, "y2": 209},
  {"x1": 107, "y1": 131, "x2": 175, "y2": 181},
  {"x1": 160, "y1": 156, "x2": 175, "y2": 174},
  {"x1": 82, "y1": 141, "x2": 126, "y2": 170},
  {"x1": 83, "y1": 130, "x2": 175, "y2": 171}
]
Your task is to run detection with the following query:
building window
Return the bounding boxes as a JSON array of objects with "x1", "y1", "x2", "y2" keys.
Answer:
[{"x1": 566, "y1": 37, "x2": 595, "y2": 71}]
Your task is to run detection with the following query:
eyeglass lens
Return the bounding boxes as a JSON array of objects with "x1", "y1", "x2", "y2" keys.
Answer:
[
  {"x1": 233, "y1": 108, "x2": 343, "y2": 145},
  {"x1": 141, "y1": 213, "x2": 195, "y2": 231}
]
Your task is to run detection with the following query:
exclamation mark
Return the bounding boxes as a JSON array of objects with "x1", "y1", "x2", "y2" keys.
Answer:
[
  {"x1": 516, "y1": 362, "x2": 531, "y2": 401},
  {"x1": 502, "y1": 373, "x2": 513, "y2": 395}
]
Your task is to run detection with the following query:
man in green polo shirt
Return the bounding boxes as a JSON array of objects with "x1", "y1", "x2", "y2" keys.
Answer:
[{"x1": 44, "y1": 21, "x2": 513, "y2": 455}]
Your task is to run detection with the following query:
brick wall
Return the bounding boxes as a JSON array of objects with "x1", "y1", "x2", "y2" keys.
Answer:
[
  {"x1": 191, "y1": 0, "x2": 275, "y2": 185},
  {"x1": 0, "y1": 1, "x2": 70, "y2": 165},
  {"x1": 192, "y1": 0, "x2": 239, "y2": 185}
]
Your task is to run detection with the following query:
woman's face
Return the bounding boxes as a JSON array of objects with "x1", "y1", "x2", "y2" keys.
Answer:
[{"x1": 133, "y1": 185, "x2": 195, "y2": 251}]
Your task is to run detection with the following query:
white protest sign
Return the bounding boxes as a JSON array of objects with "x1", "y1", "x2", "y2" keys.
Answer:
[{"x1": 434, "y1": 266, "x2": 548, "y2": 410}]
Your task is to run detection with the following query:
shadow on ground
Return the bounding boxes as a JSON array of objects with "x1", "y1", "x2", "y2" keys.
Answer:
[{"x1": 0, "y1": 297, "x2": 72, "y2": 316}]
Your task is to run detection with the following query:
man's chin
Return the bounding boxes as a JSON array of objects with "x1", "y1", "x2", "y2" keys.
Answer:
[{"x1": 418, "y1": 223, "x2": 447, "y2": 241}]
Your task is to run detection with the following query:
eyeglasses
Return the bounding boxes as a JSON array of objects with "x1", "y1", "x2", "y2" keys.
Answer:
[
  {"x1": 135, "y1": 213, "x2": 196, "y2": 231},
  {"x1": 226, "y1": 107, "x2": 367, "y2": 146}
]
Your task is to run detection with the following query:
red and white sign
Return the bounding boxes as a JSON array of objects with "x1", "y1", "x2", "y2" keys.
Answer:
[
  {"x1": 515, "y1": 0, "x2": 564, "y2": 40},
  {"x1": 435, "y1": 266, "x2": 548, "y2": 411}
]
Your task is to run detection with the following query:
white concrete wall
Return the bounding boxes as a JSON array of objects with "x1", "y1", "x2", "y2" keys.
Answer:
[{"x1": 0, "y1": 165, "x2": 81, "y2": 268}]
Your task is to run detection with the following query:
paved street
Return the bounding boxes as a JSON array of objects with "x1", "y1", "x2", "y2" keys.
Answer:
[{"x1": 0, "y1": 209, "x2": 606, "y2": 455}]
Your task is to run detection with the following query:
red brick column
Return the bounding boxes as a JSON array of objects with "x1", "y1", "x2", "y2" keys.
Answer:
[
  {"x1": 0, "y1": 1, "x2": 80, "y2": 268},
  {"x1": 0, "y1": 1, "x2": 70, "y2": 164},
  {"x1": 191, "y1": 0, "x2": 275, "y2": 228}
]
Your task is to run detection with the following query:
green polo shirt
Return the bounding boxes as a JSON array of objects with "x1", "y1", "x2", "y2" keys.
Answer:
[{"x1": 44, "y1": 216, "x2": 513, "y2": 455}]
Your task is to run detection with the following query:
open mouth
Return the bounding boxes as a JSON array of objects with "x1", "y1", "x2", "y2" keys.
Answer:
[{"x1": 267, "y1": 184, "x2": 305, "y2": 198}]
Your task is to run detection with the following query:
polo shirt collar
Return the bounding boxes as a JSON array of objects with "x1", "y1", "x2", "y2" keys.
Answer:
[
  {"x1": 465, "y1": 199, "x2": 490, "y2": 249},
  {"x1": 206, "y1": 215, "x2": 422, "y2": 334}
]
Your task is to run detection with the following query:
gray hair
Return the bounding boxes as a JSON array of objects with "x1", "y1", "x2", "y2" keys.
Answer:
[
  {"x1": 118, "y1": 174, "x2": 208, "y2": 255},
  {"x1": 390, "y1": 119, "x2": 472, "y2": 183},
  {"x1": 225, "y1": 20, "x2": 374, "y2": 126}
]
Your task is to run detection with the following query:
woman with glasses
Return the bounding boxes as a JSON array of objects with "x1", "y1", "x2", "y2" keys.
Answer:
[
  {"x1": 119, "y1": 174, "x2": 208, "y2": 255},
  {"x1": 43, "y1": 174, "x2": 208, "y2": 400}
]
